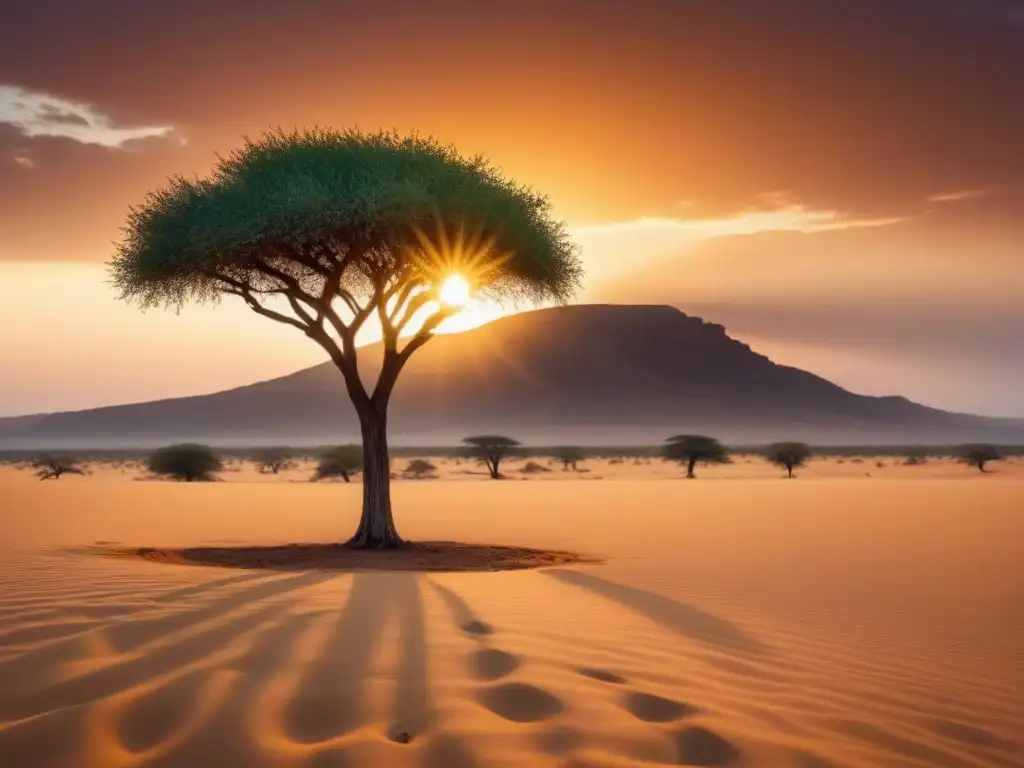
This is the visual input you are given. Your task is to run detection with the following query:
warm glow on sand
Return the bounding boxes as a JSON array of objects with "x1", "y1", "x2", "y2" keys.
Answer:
[{"x1": 0, "y1": 459, "x2": 1021, "y2": 766}]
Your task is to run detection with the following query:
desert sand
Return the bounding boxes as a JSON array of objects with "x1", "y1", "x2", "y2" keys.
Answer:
[{"x1": 0, "y1": 457, "x2": 1021, "y2": 767}]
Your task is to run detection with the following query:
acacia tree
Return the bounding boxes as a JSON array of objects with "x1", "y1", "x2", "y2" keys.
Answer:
[
  {"x1": 110, "y1": 129, "x2": 581, "y2": 548},
  {"x1": 663, "y1": 435, "x2": 731, "y2": 479},
  {"x1": 312, "y1": 445, "x2": 363, "y2": 482},
  {"x1": 463, "y1": 435, "x2": 520, "y2": 479},
  {"x1": 958, "y1": 444, "x2": 1001, "y2": 473},
  {"x1": 403, "y1": 458, "x2": 438, "y2": 479},
  {"x1": 552, "y1": 446, "x2": 584, "y2": 471},
  {"x1": 33, "y1": 455, "x2": 87, "y2": 481},
  {"x1": 764, "y1": 441, "x2": 812, "y2": 478},
  {"x1": 255, "y1": 447, "x2": 296, "y2": 475}
]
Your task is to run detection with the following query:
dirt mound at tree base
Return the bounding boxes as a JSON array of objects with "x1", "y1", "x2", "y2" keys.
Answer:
[{"x1": 102, "y1": 541, "x2": 601, "y2": 572}]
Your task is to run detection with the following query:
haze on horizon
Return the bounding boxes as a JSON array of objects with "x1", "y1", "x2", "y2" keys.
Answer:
[{"x1": 1, "y1": 0, "x2": 1022, "y2": 418}]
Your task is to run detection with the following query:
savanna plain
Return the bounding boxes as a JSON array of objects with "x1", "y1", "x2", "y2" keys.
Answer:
[{"x1": 0, "y1": 456, "x2": 1021, "y2": 768}]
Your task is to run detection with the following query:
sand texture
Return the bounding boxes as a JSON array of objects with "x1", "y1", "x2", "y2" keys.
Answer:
[{"x1": 0, "y1": 456, "x2": 1021, "y2": 767}]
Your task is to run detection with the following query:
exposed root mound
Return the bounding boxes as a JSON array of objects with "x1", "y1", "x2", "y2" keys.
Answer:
[{"x1": 109, "y1": 541, "x2": 601, "y2": 572}]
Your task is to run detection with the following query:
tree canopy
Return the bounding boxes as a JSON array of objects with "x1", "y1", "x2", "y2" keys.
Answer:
[
  {"x1": 313, "y1": 445, "x2": 364, "y2": 482},
  {"x1": 463, "y1": 435, "x2": 520, "y2": 479},
  {"x1": 254, "y1": 446, "x2": 296, "y2": 474},
  {"x1": 763, "y1": 442, "x2": 812, "y2": 478},
  {"x1": 958, "y1": 444, "x2": 1001, "y2": 472},
  {"x1": 552, "y1": 446, "x2": 585, "y2": 470},
  {"x1": 32, "y1": 455, "x2": 86, "y2": 481},
  {"x1": 663, "y1": 435, "x2": 731, "y2": 478},
  {"x1": 148, "y1": 444, "x2": 223, "y2": 482}
]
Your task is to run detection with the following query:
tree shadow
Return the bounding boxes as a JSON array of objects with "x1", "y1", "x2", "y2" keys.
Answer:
[
  {"x1": 284, "y1": 572, "x2": 431, "y2": 745},
  {"x1": 0, "y1": 570, "x2": 337, "y2": 724},
  {"x1": 544, "y1": 570, "x2": 767, "y2": 656},
  {"x1": 426, "y1": 581, "x2": 493, "y2": 637},
  {"x1": 141, "y1": 608, "x2": 322, "y2": 767},
  {"x1": 388, "y1": 573, "x2": 433, "y2": 742}
]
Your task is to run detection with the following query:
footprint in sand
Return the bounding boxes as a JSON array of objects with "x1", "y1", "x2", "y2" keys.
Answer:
[
  {"x1": 427, "y1": 581, "x2": 560, "y2": 724},
  {"x1": 622, "y1": 691, "x2": 699, "y2": 723},
  {"x1": 572, "y1": 666, "x2": 699, "y2": 724},
  {"x1": 477, "y1": 682, "x2": 564, "y2": 723},
  {"x1": 672, "y1": 725, "x2": 741, "y2": 767},
  {"x1": 472, "y1": 647, "x2": 520, "y2": 681}
]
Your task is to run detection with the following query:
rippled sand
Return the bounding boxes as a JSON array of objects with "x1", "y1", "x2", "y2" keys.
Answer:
[{"x1": 0, "y1": 458, "x2": 1021, "y2": 767}]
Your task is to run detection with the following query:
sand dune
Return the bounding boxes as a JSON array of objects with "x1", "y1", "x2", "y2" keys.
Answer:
[{"x1": 0, "y1": 459, "x2": 1021, "y2": 767}]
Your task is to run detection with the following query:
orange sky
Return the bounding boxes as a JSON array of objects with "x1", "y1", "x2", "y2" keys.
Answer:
[{"x1": 1, "y1": 0, "x2": 1022, "y2": 417}]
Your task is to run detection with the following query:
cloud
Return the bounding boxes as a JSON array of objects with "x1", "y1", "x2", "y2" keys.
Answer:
[
  {"x1": 11, "y1": 155, "x2": 34, "y2": 168},
  {"x1": 572, "y1": 204, "x2": 904, "y2": 239},
  {"x1": 569, "y1": 203, "x2": 906, "y2": 286},
  {"x1": 927, "y1": 188, "x2": 992, "y2": 203},
  {"x1": 0, "y1": 84, "x2": 174, "y2": 148}
]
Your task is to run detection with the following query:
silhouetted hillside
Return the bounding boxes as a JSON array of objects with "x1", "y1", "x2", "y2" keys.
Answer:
[{"x1": 2, "y1": 305, "x2": 1022, "y2": 447}]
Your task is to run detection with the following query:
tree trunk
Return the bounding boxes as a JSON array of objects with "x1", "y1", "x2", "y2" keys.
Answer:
[
  {"x1": 686, "y1": 458, "x2": 696, "y2": 478},
  {"x1": 787, "y1": 465, "x2": 794, "y2": 478},
  {"x1": 347, "y1": 406, "x2": 402, "y2": 549}
]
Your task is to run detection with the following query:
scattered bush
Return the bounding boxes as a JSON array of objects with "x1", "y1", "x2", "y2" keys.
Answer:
[
  {"x1": 402, "y1": 459, "x2": 438, "y2": 479},
  {"x1": 763, "y1": 442, "x2": 812, "y2": 478},
  {"x1": 32, "y1": 455, "x2": 87, "y2": 481},
  {"x1": 148, "y1": 444, "x2": 223, "y2": 482},
  {"x1": 520, "y1": 461, "x2": 553, "y2": 474},
  {"x1": 462, "y1": 435, "x2": 520, "y2": 479},
  {"x1": 312, "y1": 445, "x2": 363, "y2": 482},
  {"x1": 551, "y1": 446, "x2": 585, "y2": 471},
  {"x1": 663, "y1": 435, "x2": 731, "y2": 478},
  {"x1": 958, "y1": 444, "x2": 1001, "y2": 473},
  {"x1": 255, "y1": 447, "x2": 297, "y2": 474}
]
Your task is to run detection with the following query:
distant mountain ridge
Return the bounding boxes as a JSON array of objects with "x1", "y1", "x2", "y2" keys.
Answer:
[{"x1": 2, "y1": 304, "x2": 1022, "y2": 447}]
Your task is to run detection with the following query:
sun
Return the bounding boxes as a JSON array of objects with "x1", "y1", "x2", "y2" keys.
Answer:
[{"x1": 439, "y1": 274, "x2": 471, "y2": 307}]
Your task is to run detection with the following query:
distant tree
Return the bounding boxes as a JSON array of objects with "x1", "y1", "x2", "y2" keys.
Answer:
[
  {"x1": 402, "y1": 458, "x2": 437, "y2": 479},
  {"x1": 463, "y1": 435, "x2": 520, "y2": 479},
  {"x1": 764, "y1": 442, "x2": 812, "y2": 478},
  {"x1": 663, "y1": 435, "x2": 731, "y2": 479},
  {"x1": 148, "y1": 444, "x2": 223, "y2": 482},
  {"x1": 958, "y1": 444, "x2": 1002, "y2": 473},
  {"x1": 313, "y1": 445, "x2": 363, "y2": 482},
  {"x1": 903, "y1": 450, "x2": 928, "y2": 466},
  {"x1": 110, "y1": 128, "x2": 582, "y2": 549},
  {"x1": 255, "y1": 447, "x2": 297, "y2": 475},
  {"x1": 32, "y1": 455, "x2": 87, "y2": 481},
  {"x1": 552, "y1": 446, "x2": 585, "y2": 471}
]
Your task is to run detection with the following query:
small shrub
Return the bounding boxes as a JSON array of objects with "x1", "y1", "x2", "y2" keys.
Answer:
[
  {"x1": 148, "y1": 444, "x2": 222, "y2": 482},
  {"x1": 32, "y1": 455, "x2": 87, "y2": 481},
  {"x1": 403, "y1": 459, "x2": 438, "y2": 479},
  {"x1": 520, "y1": 461, "x2": 553, "y2": 474},
  {"x1": 312, "y1": 445, "x2": 363, "y2": 482}
]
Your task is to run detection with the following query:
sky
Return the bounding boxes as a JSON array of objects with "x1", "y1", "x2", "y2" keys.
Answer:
[{"x1": 1, "y1": 0, "x2": 1022, "y2": 418}]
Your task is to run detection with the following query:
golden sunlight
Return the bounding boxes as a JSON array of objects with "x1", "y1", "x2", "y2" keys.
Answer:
[{"x1": 439, "y1": 274, "x2": 472, "y2": 307}]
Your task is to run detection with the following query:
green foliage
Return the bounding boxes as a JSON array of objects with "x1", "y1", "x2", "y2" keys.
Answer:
[
  {"x1": 551, "y1": 446, "x2": 585, "y2": 470},
  {"x1": 663, "y1": 435, "x2": 731, "y2": 478},
  {"x1": 313, "y1": 444, "x2": 363, "y2": 482},
  {"x1": 148, "y1": 444, "x2": 223, "y2": 482},
  {"x1": 32, "y1": 455, "x2": 87, "y2": 481},
  {"x1": 463, "y1": 435, "x2": 520, "y2": 479},
  {"x1": 402, "y1": 458, "x2": 437, "y2": 479},
  {"x1": 958, "y1": 444, "x2": 1001, "y2": 472},
  {"x1": 109, "y1": 128, "x2": 582, "y2": 310},
  {"x1": 763, "y1": 442, "x2": 812, "y2": 477},
  {"x1": 254, "y1": 446, "x2": 296, "y2": 474}
]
